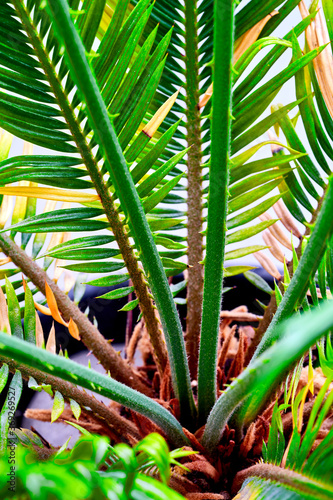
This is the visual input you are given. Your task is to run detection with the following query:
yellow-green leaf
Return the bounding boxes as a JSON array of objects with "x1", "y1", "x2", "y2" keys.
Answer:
[
  {"x1": 70, "y1": 399, "x2": 81, "y2": 421},
  {"x1": 51, "y1": 391, "x2": 65, "y2": 423},
  {"x1": 0, "y1": 186, "x2": 99, "y2": 203}
]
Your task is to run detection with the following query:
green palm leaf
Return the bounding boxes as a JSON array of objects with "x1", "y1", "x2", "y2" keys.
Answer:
[{"x1": 0, "y1": 0, "x2": 197, "y2": 420}]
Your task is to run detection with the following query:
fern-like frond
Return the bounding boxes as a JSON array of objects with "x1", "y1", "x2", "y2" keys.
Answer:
[
  {"x1": 0, "y1": 0, "x2": 199, "y2": 419},
  {"x1": 0, "y1": 0, "x2": 187, "y2": 282},
  {"x1": 246, "y1": 5, "x2": 333, "y2": 286}
]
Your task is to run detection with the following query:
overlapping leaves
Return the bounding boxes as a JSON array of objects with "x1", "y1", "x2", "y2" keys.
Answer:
[
  {"x1": 0, "y1": 0, "x2": 328, "y2": 298},
  {"x1": 0, "y1": 0, "x2": 190, "y2": 306},
  {"x1": 130, "y1": 0, "x2": 329, "y2": 277}
]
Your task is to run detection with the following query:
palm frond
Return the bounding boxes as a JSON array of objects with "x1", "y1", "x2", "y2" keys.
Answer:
[
  {"x1": 248, "y1": 4, "x2": 333, "y2": 286},
  {"x1": 0, "y1": 0, "x2": 199, "y2": 420}
]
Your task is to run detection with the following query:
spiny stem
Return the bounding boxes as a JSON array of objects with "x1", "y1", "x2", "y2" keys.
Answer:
[
  {"x1": 244, "y1": 294, "x2": 277, "y2": 365},
  {"x1": 45, "y1": 0, "x2": 195, "y2": 423},
  {"x1": 1, "y1": 356, "x2": 141, "y2": 442},
  {"x1": 197, "y1": 0, "x2": 234, "y2": 425},
  {"x1": 0, "y1": 232, "x2": 151, "y2": 396},
  {"x1": 184, "y1": 0, "x2": 204, "y2": 380},
  {"x1": 0, "y1": 333, "x2": 189, "y2": 447}
]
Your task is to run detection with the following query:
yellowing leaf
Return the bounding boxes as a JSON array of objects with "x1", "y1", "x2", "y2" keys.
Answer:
[
  {"x1": 198, "y1": 83, "x2": 213, "y2": 110},
  {"x1": 45, "y1": 281, "x2": 68, "y2": 327},
  {"x1": 68, "y1": 317, "x2": 80, "y2": 341},
  {"x1": 0, "y1": 187, "x2": 99, "y2": 203},
  {"x1": 199, "y1": 11, "x2": 279, "y2": 109},
  {"x1": 46, "y1": 322, "x2": 56, "y2": 354},
  {"x1": 22, "y1": 142, "x2": 33, "y2": 156},
  {"x1": 63, "y1": 270, "x2": 76, "y2": 295},
  {"x1": 0, "y1": 257, "x2": 11, "y2": 267},
  {"x1": 0, "y1": 128, "x2": 13, "y2": 161},
  {"x1": 35, "y1": 311, "x2": 44, "y2": 349},
  {"x1": 34, "y1": 301, "x2": 52, "y2": 316},
  {"x1": 44, "y1": 200, "x2": 58, "y2": 213},
  {"x1": 47, "y1": 231, "x2": 66, "y2": 255},
  {"x1": 0, "y1": 196, "x2": 13, "y2": 229},
  {"x1": 230, "y1": 141, "x2": 302, "y2": 170},
  {"x1": 52, "y1": 230, "x2": 71, "y2": 283},
  {"x1": 11, "y1": 181, "x2": 30, "y2": 227},
  {"x1": 51, "y1": 391, "x2": 65, "y2": 423},
  {"x1": 37, "y1": 281, "x2": 81, "y2": 341},
  {"x1": 234, "y1": 11, "x2": 279, "y2": 62},
  {"x1": 142, "y1": 89, "x2": 180, "y2": 138},
  {"x1": 308, "y1": 348, "x2": 314, "y2": 395},
  {"x1": 298, "y1": 378, "x2": 313, "y2": 432},
  {"x1": 299, "y1": 1, "x2": 333, "y2": 118},
  {"x1": 0, "y1": 286, "x2": 10, "y2": 334},
  {"x1": 224, "y1": 266, "x2": 255, "y2": 277},
  {"x1": 70, "y1": 398, "x2": 81, "y2": 420}
]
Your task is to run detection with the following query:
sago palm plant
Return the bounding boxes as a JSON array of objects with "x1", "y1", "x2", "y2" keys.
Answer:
[{"x1": 0, "y1": 0, "x2": 333, "y2": 497}]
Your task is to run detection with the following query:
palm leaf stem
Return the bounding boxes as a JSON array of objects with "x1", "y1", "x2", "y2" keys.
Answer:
[
  {"x1": 197, "y1": 0, "x2": 234, "y2": 425},
  {"x1": 11, "y1": 0, "x2": 168, "y2": 378},
  {"x1": 232, "y1": 463, "x2": 333, "y2": 499},
  {"x1": 0, "y1": 232, "x2": 150, "y2": 395},
  {"x1": 244, "y1": 294, "x2": 277, "y2": 367},
  {"x1": 0, "y1": 356, "x2": 141, "y2": 442},
  {"x1": 0, "y1": 334, "x2": 189, "y2": 448},
  {"x1": 45, "y1": 0, "x2": 196, "y2": 423},
  {"x1": 184, "y1": 0, "x2": 204, "y2": 380}
]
